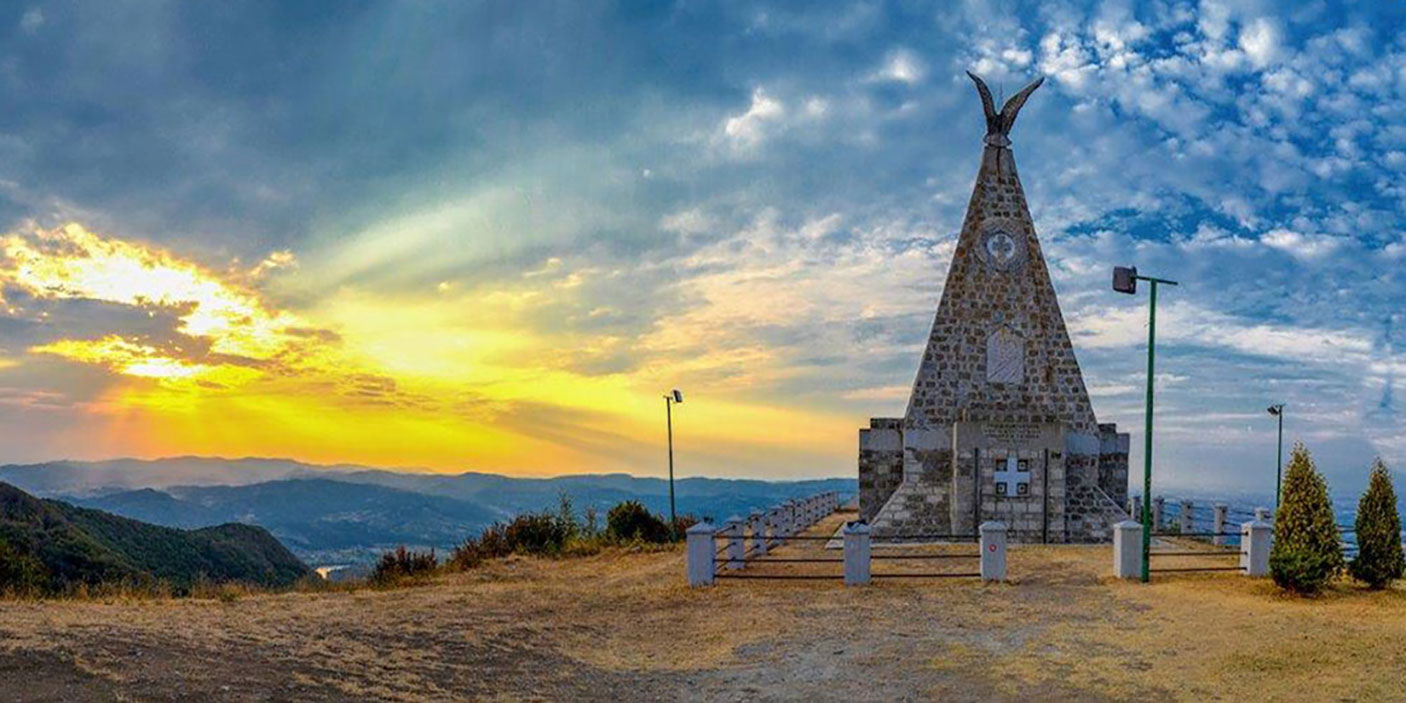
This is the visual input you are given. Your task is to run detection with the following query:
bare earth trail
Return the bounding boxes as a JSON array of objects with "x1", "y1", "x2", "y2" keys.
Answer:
[{"x1": 3, "y1": 512, "x2": 1405, "y2": 702}]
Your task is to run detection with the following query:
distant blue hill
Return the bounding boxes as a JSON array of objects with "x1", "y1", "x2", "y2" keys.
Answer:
[{"x1": 0, "y1": 457, "x2": 856, "y2": 566}]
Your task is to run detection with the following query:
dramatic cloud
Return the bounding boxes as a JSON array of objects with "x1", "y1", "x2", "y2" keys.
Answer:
[{"x1": 0, "y1": 1, "x2": 1403, "y2": 493}]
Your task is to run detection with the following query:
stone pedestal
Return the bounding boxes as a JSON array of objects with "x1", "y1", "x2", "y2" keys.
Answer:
[
  {"x1": 686, "y1": 522, "x2": 716, "y2": 587},
  {"x1": 980, "y1": 521, "x2": 1008, "y2": 582},
  {"x1": 843, "y1": 522, "x2": 871, "y2": 586},
  {"x1": 1113, "y1": 520, "x2": 1142, "y2": 579},
  {"x1": 1243, "y1": 519, "x2": 1272, "y2": 577}
]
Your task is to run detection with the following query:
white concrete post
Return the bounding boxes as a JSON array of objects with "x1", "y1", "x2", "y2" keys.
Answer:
[
  {"x1": 1113, "y1": 520, "x2": 1143, "y2": 579},
  {"x1": 686, "y1": 522, "x2": 716, "y2": 587},
  {"x1": 748, "y1": 509, "x2": 767, "y2": 556},
  {"x1": 1255, "y1": 507, "x2": 1270, "y2": 522},
  {"x1": 766, "y1": 508, "x2": 781, "y2": 548},
  {"x1": 781, "y1": 501, "x2": 794, "y2": 536},
  {"x1": 1152, "y1": 496, "x2": 1165, "y2": 532},
  {"x1": 1242, "y1": 518, "x2": 1271, "y2": 577},
  {"x1": 725, "y1": 516, "x2": 746, "y2": 569},
  {"x1": 1212, "y1": 504, "x2": 1228, "y2": 546},
  {"x1": 843, "y1": 521, "x2": 871, "y2": 586},
  {"x1": 979, "y1": 521, "x2": 1008, "y2": 582},
  {"x1": 1179, "y1": 499, "x2": 1193, "y2": 535},
  {"x1": 1127, "y1": 496, "x2": 1139, "y2": 522}
]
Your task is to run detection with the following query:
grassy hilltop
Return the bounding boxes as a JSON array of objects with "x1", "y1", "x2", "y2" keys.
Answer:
[
  {"x1": 2, "y1": 511, "x2": 1404, "y2": 701},
  {"x1": 0, "y1": 482, "x2": 311, "y2": 595}
]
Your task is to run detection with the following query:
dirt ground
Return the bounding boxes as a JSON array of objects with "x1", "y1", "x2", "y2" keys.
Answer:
[{"x1": 3, "y1": 511, "x2": 1405, "y2": 702}]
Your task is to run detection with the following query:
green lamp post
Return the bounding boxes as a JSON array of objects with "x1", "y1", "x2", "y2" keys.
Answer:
[
  {"x1": 1113, "y1": 266, "x2": 1179, "y2": 583},
  {"x1": 1267, "y1": 404, "x2": 1285, "y2": 508}
]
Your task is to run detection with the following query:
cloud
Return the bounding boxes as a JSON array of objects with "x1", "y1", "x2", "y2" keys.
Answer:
[
  {"x1": 871, "y1": 48, "x2": 926, "y2": 85},
  {"x1": 722, "y1": 88, "x2": 786, "y2": 151}
]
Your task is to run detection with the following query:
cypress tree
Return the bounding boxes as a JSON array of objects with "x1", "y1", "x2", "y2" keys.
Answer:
[
  {"x1": 1348, "y1": 459, "x2": 1405, "y2": 589},
  {"x1": 1269, "y1": 443, "x2": 1344, "y2": 594}
]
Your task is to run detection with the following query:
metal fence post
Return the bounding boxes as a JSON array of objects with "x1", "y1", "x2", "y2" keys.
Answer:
[
  {"x1": 686, "y1": 522, "x2": 716, "y2": 587},
  {"x1": 1113, "y1": 519, "x2": 1143, "y2": 579},
  {"x1": 979, "y1": 521, "x2": 1008, "y2": 582},
  {"x1": 843, "y1": 521, "x2": 871, "y2": 586}
]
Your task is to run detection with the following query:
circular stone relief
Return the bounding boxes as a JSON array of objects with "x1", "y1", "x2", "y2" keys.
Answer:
[{"x1": 978, "y1": 226, "x2": 1027, "y2": 272}]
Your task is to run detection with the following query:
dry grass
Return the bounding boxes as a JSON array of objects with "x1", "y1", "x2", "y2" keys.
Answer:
[{"x1": 2, "y1": 513, "x2": 1405, "y2": 701}]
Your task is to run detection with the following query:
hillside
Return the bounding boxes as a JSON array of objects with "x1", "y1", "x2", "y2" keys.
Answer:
[
  {"x1": 0, "y1": 483, "x2": 312, "y2": 595},
  {"x1": 1, "y1": 513, "x2": 1404, "y2": 701}
]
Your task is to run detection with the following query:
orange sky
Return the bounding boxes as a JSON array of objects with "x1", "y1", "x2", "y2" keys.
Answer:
[{"x1": 0, "y1": 224, "x2": 864, "y2": 477}]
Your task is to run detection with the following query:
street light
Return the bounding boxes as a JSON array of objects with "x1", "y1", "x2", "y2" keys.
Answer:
[
  {"x1": 1113, "y1": 265, "x2": 1179, "y2": 583},
  {"x1": 1267, "y1": 404, "x2": 1285, "y2": 508},
  {"x1": 664, "y1": 389, "x2": 684, "y2": 536}
]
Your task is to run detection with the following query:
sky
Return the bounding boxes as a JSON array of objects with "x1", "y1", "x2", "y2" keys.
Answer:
[{"x1": 0, "y1": 1, "x2": 1404, "y2": 494}]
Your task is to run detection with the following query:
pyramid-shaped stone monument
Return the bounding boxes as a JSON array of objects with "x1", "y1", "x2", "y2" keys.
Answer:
[{"x1": 858, "y1": 73, "x2": 1130, "y2": 543}]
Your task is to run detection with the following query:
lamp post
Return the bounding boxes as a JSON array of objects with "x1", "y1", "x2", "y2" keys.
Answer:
[
  {"x1": 664, "y1": 389, "x2": 684, "y2": 536},
  {"x1": 1113, "y1": 266, "x2": 1179, "y2": 584},
  {"x1": 1267, "y1": 404, "x2": 1285, "y2": 508}
]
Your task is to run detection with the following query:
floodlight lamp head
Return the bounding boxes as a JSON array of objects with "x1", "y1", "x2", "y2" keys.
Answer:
[
  {"x1": 672, "y1": 389, "x2": 684, "y2": 404},
  {"x1": 1267, "y1": 404, "x2": 1283, "y2": 416},
  {"x1": 1112, "y1": 266, "x2": 1138, "y2": 294}
]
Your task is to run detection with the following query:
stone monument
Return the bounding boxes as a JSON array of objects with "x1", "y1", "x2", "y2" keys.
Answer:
[{"x1": 857, "y1": 73, "x2": 1130, "y2": 543}]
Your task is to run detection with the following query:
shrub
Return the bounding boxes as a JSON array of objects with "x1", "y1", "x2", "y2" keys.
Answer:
[
  {"x1": 371, "y1": 546, "x2": 437, "y2": 584},
  {"x1": 503, "y1": 513, "x2": 571, "y2": 554},
  {"x1": 447, "y1": 523, "x2": 509, "y2": 571},
  {"x1": 1348, "y1": 459, "x2": 1405, "y2": 590},
  {"x1": 607, "y1": 501, "x2": 671, "y2": 543},
  {"x1": 1270, "y1": 444, "x2": 1344, "y2": 594},
  {"x1": 0, "y1": 542, "x2": 49, "y2": 596}
]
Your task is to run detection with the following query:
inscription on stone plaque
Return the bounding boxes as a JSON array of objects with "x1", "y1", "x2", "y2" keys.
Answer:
[
  {"x1": 986, "y1": 326, "x2": 1025, "y2": 384},
  {"x1": 982, "y1": 422, "x2": 1042, "y2": 444}
]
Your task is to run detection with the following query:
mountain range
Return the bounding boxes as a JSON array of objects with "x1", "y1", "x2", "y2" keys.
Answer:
[{"x1": 0, "y1": 458, "x2": 856, "y2": 565}]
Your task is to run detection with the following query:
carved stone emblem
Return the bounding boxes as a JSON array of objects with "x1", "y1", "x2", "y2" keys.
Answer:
[
  {"x1": 986, "y1": 325, "x2": 1025, "y2": 384},
  {"x1": 978, "y1": 226, "x2": 1027, "y2": 272}
]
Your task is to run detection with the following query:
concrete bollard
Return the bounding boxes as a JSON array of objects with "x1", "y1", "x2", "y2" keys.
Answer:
[
  {"x1": 1242, "y1": 518, "x2": 1271, "y2": 577},
  {"x1": 979, "y1": 521, "x2": 1008, "y2": 582},
  {"x1": 1113, "y1": 520, "x2": 1143, "y2": 579},
  {"x1": 724, "y1": 516, "x2": 746, "y2": 569},
  {"x1": 686, "y1": 522, "x2": 717, "y2": 587},
  {"x1": 843, "y1": 521, "x2": 871, "y2": 586},
  {"x1": 1213, "y1": 504, "x2": 1228, "y2": 546},
  {"x1": 1179, "y1": 499, "x2": 1193, "y2": 535},
  {"x1": 748, "y1": 509, "x2": 767, "y2": 556}
]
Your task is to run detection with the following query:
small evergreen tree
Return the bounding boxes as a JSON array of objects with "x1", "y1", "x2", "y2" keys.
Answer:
[
  {"x1": 1348, "y1": 459, "x2": 1405, "y2": 589},
  {"x1": 1269, "y1": 443, "x2": 1344, "y2": 594}
]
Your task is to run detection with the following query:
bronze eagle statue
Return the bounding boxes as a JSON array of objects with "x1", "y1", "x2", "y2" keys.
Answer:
[{"x1": 967, "y1": 71, "x2": 1044, "y2": 148}]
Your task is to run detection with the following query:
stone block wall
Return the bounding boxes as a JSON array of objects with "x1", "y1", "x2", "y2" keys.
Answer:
[
  {"x1": 1097, "y1": 423, "x2": 1130, "y2": 506},
  {"x1": 858, "y1": 418, "x2": 903, "y2": 523}
]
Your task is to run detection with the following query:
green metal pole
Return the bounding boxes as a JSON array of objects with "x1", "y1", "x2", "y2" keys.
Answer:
[
  {"x1": 1140, "y1": 280, "x2": 1158, "y2": 584},
  {"x1": 666, "y1": 396, "x2": 677, "y2": 538},
  {"x1": 1274, "y1": 410, "x2": 1283, "y2": 509}
]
